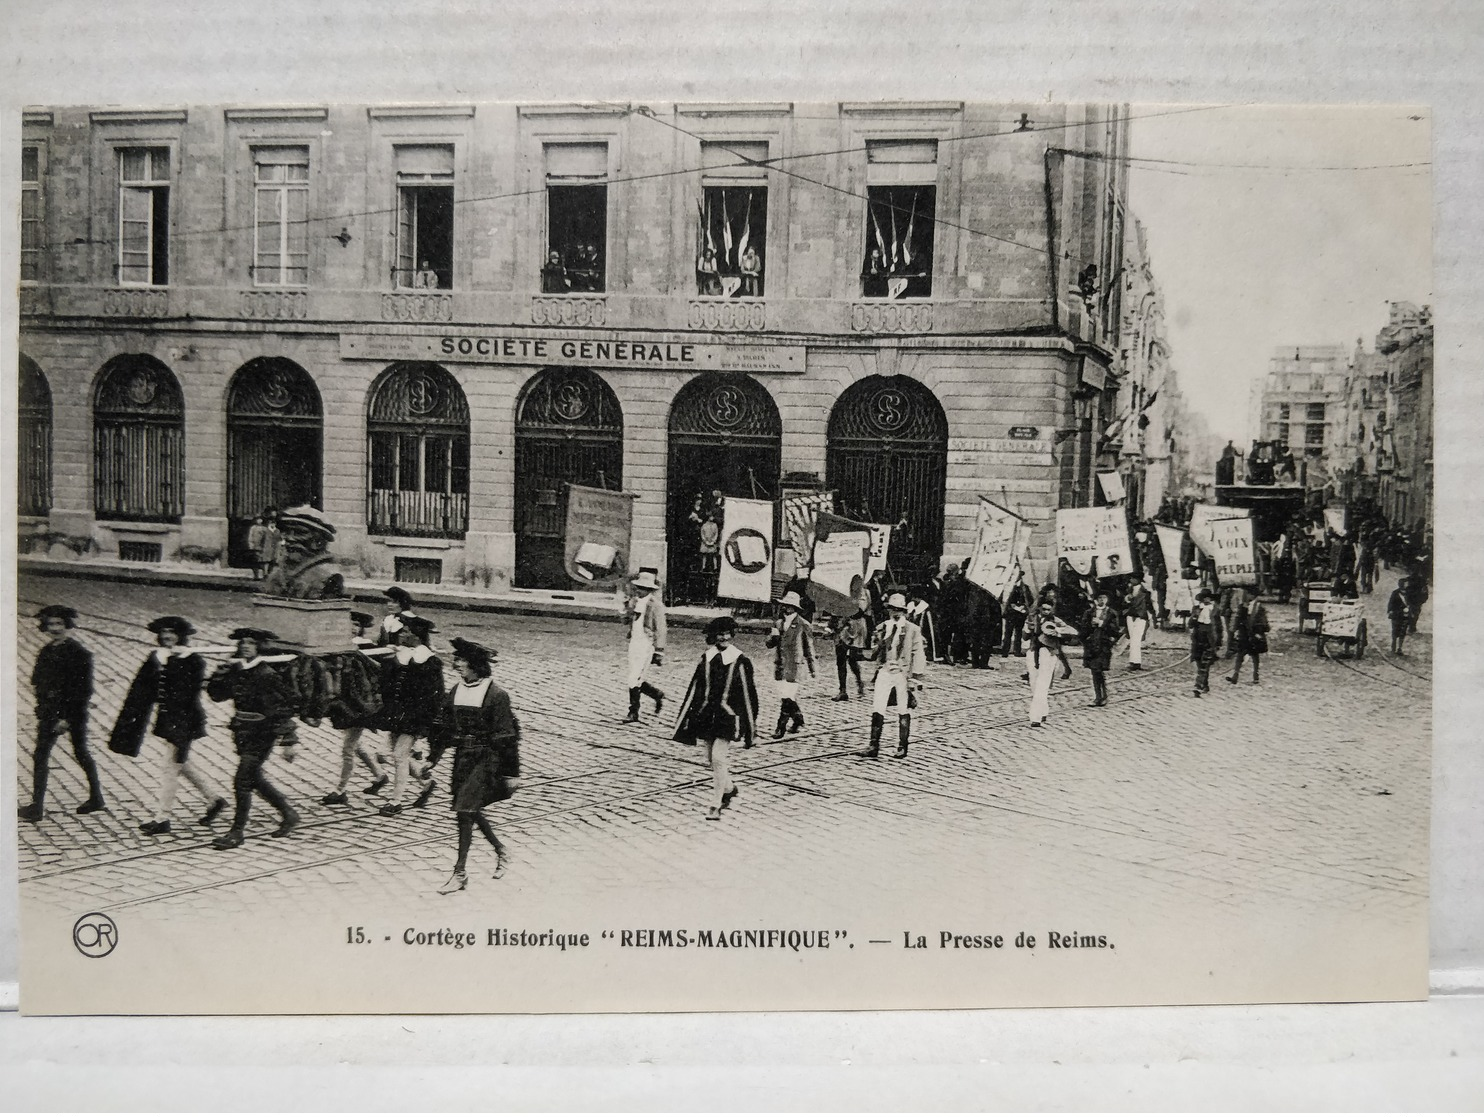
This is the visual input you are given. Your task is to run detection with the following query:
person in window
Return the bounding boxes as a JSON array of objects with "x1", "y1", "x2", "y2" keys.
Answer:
[
  {"x1": 697, "y1": 247, "x2": 721, "y2": 296},
  {"x1": 571, "y1": 242, "x2": 600, "y2": 291},
  {"x1": 19, "y1": 604, "x2": 104, "y2": 822},
  {"x1": 108, "y1": 615, "x2": 227, "y2": 836},
  {"x1": 541, "y1": 250, "x2": 570, "y2": 293},
  {"x1": 863, "y1": 246, "x2": 888, "y2": 297},
  {"x1": 413, "y1": 259, "x2": 439, "y2": 289},
  {"x1": 673, "y1": 615, "x2": 758, "y2": 821},
  {"x1": 427, "y1": 638, "x2": 520, "y2": 894},
  {"x1": 739, "y1": 245, "x2": 762, "y2": 296}
]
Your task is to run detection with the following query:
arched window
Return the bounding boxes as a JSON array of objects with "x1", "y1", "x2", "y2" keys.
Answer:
[
  {"x1": 367, "y1": 362, "x2": 470, "y2": 538},
  {"x1": 18, "y1": 355, "x2": 52, "y2": 516},
  {"x1": 93, "y1": 354, "x2": 184, "y2": 522},
  {"x1": 826, "y1": 375, "x2": 948, "y2": 585},
  {"x1": 514, "y1": 366, "x2": 624, "y2": 588}
]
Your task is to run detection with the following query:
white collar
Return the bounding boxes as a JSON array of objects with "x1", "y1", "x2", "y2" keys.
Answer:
[
  {"x1": 706, "y1": 644, "x2": 741, "y2": 665},
  {"x1": 238, "y1": 656, "x2": 262, "y2": 670},
  {"x1": 395, "y1": 645, "x2": 434, "y2": 665},
  {"x1": 153, "y1": 648, "x2": 177, "y2": 663},
  {"x1": 453, "y1": 676, "x2": 493, "y2": 705}
]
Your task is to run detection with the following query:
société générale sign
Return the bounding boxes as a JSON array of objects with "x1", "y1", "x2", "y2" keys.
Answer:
[{"x1": 341, "y1": 332, "x2": 805, "y2": 373}]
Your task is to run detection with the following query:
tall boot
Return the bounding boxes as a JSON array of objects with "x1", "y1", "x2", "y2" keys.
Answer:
[
  {"x1": 786, "y1": 698, "x2": 804, "y2": 733},
  {"x1": 857, "y1": 713, "x2": 883, "y2": 759},
  {"x1": 773, "y1": 704, "x2": 789, "y2": 739},
  {"x1": 640, "y1": 682, "x2": 665, "y2": 715},
  {"x1": 623, "y1": 688, "x2": 641, "y2": 723},
  {"x1": 893, "y1": 715, "x2": 910, "y2": 759},
  {"x1": 1251, "y1": 657, "x2": 1260, "y2": 685}
]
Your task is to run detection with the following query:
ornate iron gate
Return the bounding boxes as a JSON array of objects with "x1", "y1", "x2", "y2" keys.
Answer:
[
  {"x1": 826, "y1": 375, "x2": 948, "y2": 586},
  {"x1": 666, "y1": 373, "x2": 782, "y2": 602},
  {"x1": 514, "y1": 367, "x2": 624, "y2": 588},
  {"x1": 227, "y1": 358, "x2": 323, "y2": 567},
  {"x1": 18, "y1": 355, "x2": 52, "y2": 517}
]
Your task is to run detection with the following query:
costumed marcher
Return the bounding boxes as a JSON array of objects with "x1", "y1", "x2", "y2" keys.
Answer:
[
  {"x1": 19, "y1": 604, "x2": 104, "y2": 821},
  {"x1": 829, "y1": 607, "x2": 870, "y2": 701},
  {"x1": 107, "y1": 615, "x2": 227, "y2": 834},
  {"x1": 966, "y1": 579, "x2": 1003, "y2": 669},
  {"x1": 1080, "y1": 590, "x2": 1122, "y2": 708},
  {"x1": 765, "y1": 591, "x2": 816, "y2": 737},
  {"x1": 320, "y1": 611, "x2": 391, "y2": 805},
  {"x1": 673, "y1": 615, "x2": 759, "y2": 821},
  {"x1": 1225, "y1": 587, "x2": 1269, "y2": 685},
  {"x1": 260, "y1": 505, "x2": 345, "y2": 599},
  {"x1": 1403, "y1": 569, "x2": 1429, "y2": 635},
  {"x1": 622, "y1": 569, "x2": 667, "y2": 724},
  {"x1": 1189, "y1": 589, "x2": 1223, "y2": 697},
  {"x1": 1388, "y1": 576, "x2": 1413, "y2": 655},
  {"x1": 1001, "y1": 573, "x2": 1033, "y2": 658},
  {"x1": 934, "y1": 564, "x2": 965, "y2": 663},
  {"x1": 426, "y1": 638, "x2": 521, "y2": 894},
  {"x1": 1124, "y1": 578, "x2": 1153, "y2": 671},
  {"x1": 378, "y1": 614, "x2": 443, "y2": 816},
  {"x1": 857, "y1": 593, "x2": 928, "y2": 760},
  {"x1": 905, "y1": 585, "x2": 938, "y2": 664},
  {"x1": 377, "y1": 586, "x2": 419, "y2": 646},
  {"x1": 1024, "y1": 600, "x2": 1079, "y2": 727},
  {"x1": 204, "y1": 628, "x2": 301, "y2": 850}
]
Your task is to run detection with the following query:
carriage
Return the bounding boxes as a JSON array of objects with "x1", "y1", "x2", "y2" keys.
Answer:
[{"x1": 1315, "y1": 597, "x2": 1368, "y2": 659}]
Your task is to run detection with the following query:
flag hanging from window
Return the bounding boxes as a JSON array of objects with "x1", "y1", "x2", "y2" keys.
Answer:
[
  {"x1": 903, "y1": 191, "x2": 917, "y2": 268},
  {"x1": 737, "y1": 192, "x2": 751, "y2": 268},
  {"x1": 721, "y1": 189, "x2": 733, "y2": 266}
]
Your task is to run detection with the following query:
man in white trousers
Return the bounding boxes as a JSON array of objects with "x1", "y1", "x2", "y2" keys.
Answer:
[
  {"x1": 1124, "y1": 578, "x2": 1153, "y2": 671},
  {"x1": 1025, "y1": 600, "x2": 1078, "y2": 727},
  {"x1": 623, "y1": 568, "x2": 667, "y2": 723},
  {"x1": 857, "y1": 593, "x2": 927, "y2": 760}
]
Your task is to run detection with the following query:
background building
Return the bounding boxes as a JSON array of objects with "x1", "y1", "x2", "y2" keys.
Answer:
[
  {"x1": 1252, "y1": 344, "x2": 1351, "y2": 497},
  {"x1": 18, "y1": 101, "x2": 1130, "y2": 593},
  {"x1": 1374, "y1": 300, "x2": 1434, "y2": 531}
]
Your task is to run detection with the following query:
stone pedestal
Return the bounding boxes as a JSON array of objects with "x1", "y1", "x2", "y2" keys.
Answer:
[{"x1": 252, "y1": 595, "x2": 353, "y2": 655}]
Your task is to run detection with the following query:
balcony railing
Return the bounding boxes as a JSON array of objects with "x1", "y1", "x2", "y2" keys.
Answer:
[{"x1": 368, "y1": 489, "x2": 468, "y2": 539}]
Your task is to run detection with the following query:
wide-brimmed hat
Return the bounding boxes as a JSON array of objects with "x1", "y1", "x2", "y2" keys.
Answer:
[
  {"x1": 885, "y1": 592, "x2": 908, "y2": 610},
  {"x1": 36, "y1": 604, "x2": 78, "y2": 629},
  {"x1": 703, "y1": 615, "x2": 737, "y2": 639},
  {"x1": 147, "y1": 615, "x2": 196, "y2": 639},
  {"x1": 777, "y1": 591, "x2": 803, "y2": 610},
  {"x1": 349, "y1": 610, "x2": 375, "y2": 627},
  {"x1": 1195, "y1": 588, "x2": 1216, "y2": 602},
  {"x1": 276, "y1": 505, "x2": 336, "y2": 540},
  {"x1": 399, "y1": 615, "x2": 436, "y2": 643},
  {"x1": 631, "y1": 569, "x2": 660, "y2": 591},
  {"x1": 383, "y1": 586, "x2": 414, "y2": 608},
  {"x1": 229, "y1": 627, "x2": 278, "y2": 645},
  {"x1": 450, "y1": 637, "x2": 495, "y2": 676}
]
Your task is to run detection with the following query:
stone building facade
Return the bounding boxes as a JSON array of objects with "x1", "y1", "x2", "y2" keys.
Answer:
[
  {"x1": 1374, "y1": 301, "x2": 1433, "y2": 531},
  {"x1": 18, "y1": 101, "x2": 1128, "y2": 593},
  {"x1": 1252, "y1": 344, "x2": 1351, "y2": 496}
]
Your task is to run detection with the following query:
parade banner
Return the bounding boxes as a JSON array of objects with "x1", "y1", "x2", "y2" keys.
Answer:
[
  {"x1": 1187, "y1": 503, "x2": 1247, "y2": 557},
  {"x1": 1188, "y1": 505, "x2": 1257, "y2": 586},
  {"x1": 716, "y1": 497, "x2": 775, "y2": 602},
  {"x1": 1057, "y1": 506, "x2": 1132, "y2": 577},
  {"x1": 563, "y1": 483, "x2": 637, "y2": 588},
  {"x1": 965, "y1": 498, "x2": 1022, "y2": 597},
  {"x1": 1325, "y1": 506, "x2": 1349, "y2": 537},
  {"x1": 805, "y1": 510, "x2": 873, "y2": 615},
  {"x1": 1097, "y1": 470, "x2": 1126, "y2": 503},
  {"x1": 864, "y1": 523, "x2": 893, "y2": 578},
  {"x1": 780, "y1": 491, "x2": 834, "y2": 559}
]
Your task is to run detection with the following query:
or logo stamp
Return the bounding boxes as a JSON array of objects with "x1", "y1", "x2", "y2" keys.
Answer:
[{"x1": 72, "y1": 912, "x2": 118, "y2": 959}]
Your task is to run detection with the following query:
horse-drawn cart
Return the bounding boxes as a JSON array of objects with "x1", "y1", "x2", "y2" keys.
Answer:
[{"x1": 1316, "y1": 598, "x2": 1368, "y2": 659}]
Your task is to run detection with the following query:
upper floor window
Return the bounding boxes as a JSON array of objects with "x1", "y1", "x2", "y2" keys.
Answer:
[
  {"x1": 861, "y1": 139, "x2": 936, "y2": 299},
  {"x1": 253, "y1": 147, "x2": 309, "y2": 287},
  {"x1": 542, "y1": 143, "x2": 607, "y2": 293},
  {"x1": 394, "y1": 145, "x2": 453, "y2": 290},
  {"x1": 1278, "y1": 404, "x2": 1291, "y2": 422},
  {"x1": 21, "y1": 145, "x2": 43, "y2": 283},
  {"x1": 1306, "y1": 403, "x2": 1326, "y2": 422},
  {"x1": 118, "y1": 147, "x2": 170, "y2": 286},
  {"x1": 697, "y1": 140, "x2": 768, "y2": 298}
]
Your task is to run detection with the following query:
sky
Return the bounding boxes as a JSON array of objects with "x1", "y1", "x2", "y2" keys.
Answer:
[{"x1": 1126, "y1": 104, "x2": 1432, "y2": 444}]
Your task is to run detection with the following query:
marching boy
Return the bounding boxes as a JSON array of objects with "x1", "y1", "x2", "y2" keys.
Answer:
[
  {"x1": 857, "y1": 593, "x2": 927, "y2": 760},
  {"x1": 205, "y1": 627, "x2": 302, "y2": 850},
  {"x1": 766, "y1": 590, "x2": 815, "y2": 737},
  {"x1": 321, "y1": 611, "x2": 392, "y2": 805},
  {"x1": 19, "y1": 604, "x2": 105, "y2": 821}
]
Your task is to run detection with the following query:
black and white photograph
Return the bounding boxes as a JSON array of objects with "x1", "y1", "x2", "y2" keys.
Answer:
[{"x1": 11, "y1": 90, "x2": 1433, "y2": 1014}]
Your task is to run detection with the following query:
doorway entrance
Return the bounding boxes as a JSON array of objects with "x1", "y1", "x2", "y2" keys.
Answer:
[{"x1": 226, "y1": 358, "x2": 322, "y2": 567}]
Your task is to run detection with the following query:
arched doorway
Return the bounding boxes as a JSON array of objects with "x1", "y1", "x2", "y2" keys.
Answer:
[
  {"x1": 366, "y1": 362, "x2": 470, "y2": 539},
  {"x1": 826, "y1": 375, "x2": 948, "y2": 586},
  {"x1": 19, "y1": 355, "x2": 52, "y2": 517},
  {"x1": 226, "y1": 358, "x2": 324, "y2": 568},
  {"x1": 94, "y1": 354, "x2": 185, "y2": 523},
  {"x1": 514, "y1": 367, "x2": 624, "y2": 589},
  {"x1": 667, "y1": 373, "x2": 782, "y2": 602}
]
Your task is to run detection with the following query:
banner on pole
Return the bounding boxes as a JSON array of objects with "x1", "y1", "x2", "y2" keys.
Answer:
[
  {"x1": 780, "y1": 491, "x2": 834, "y2": 561},
  {"x1": 1187, "y1": 503, "x2": 1248, "y2": 557},
  {"x1": 1207, "y1": 515, "x2": 1258, "y2": 586},
  {"x1": 716, "y1": 497, "x2": 775, "y2": 602},
  {"x1": 1056, "y1": 506, "x2": 1132, "y2": 577},
  {"x1": 864, "y1": 524, "x2": 893, "y2": 578},
  {"x1": 1155, "y1": 524, "x2": 1186, "y2": 586},
  {"x1": 1324, "y1": 506, "x2": 1348, "y2": 537},
  {"x1": 563, "y1": 484, "x2": 637, "y2": 588},
  {"x1": 805, "y1": 510, "x2": 873, "y2": 616},
  {"x1": 965, "y1": 498, "x2": 1022, "y2": 596},
  {"x1": 1097, "y1": 471, "x2": 1126, "y2": 503}
]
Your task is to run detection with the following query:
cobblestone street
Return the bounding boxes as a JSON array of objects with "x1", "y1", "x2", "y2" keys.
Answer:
[{"x1": 14, "y1": 570, "x2": 1430, "y2": 1008}]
